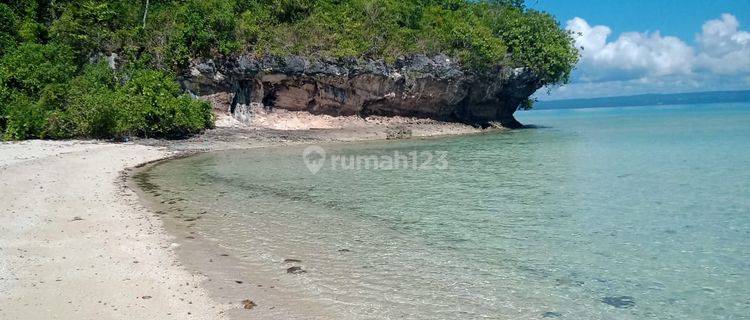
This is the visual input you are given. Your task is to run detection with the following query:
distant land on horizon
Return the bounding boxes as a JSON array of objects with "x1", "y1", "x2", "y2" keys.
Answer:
[{"x1": 533, "y1": 90, "x2": 750, "y2": 110}]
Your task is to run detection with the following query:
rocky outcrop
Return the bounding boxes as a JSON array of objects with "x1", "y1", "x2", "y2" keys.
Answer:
[{"x1": 179, "y1": 54, "x2": 543, "y2": 128}]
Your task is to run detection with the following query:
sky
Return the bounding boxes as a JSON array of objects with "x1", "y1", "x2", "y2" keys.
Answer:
[{"x1": 525, "y1": 0, "x2": 750, "y2": 100}]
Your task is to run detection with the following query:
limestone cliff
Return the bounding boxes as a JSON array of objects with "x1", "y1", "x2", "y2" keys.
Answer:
[{"x1": 179, "y1": 54, "x2": 543, "y2": 129}]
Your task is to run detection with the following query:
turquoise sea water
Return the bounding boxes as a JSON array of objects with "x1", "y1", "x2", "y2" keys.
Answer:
[{"x1": 137, "y1": 103, "x2": 750, "y2": 319}]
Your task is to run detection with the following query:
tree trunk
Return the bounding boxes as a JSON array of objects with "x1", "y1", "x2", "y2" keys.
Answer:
[{"x1": 142, "y1": 0, "x2": 149, "y2": 28}]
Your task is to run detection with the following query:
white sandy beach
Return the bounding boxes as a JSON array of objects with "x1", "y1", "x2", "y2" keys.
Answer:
[{"x1": 0, "y1": 140, "x2": 226, "y2": 319}]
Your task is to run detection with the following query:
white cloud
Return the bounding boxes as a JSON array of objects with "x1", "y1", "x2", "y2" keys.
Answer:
[
  {"x1": 567, "y1": 17, "x2": 694, "y2": 82},
  {"x1": 696, "y1": 14, "x2": 750, "y2": 75},
  {"x1": 541, "y1": 14, "x2": 750, "y2": 100}
]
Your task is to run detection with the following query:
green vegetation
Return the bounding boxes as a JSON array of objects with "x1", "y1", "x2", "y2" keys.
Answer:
[
  {"x1": 0, "y1": 42, "x2": 212, "y2": 140},
  {"x1": 0, "y1": 1, "x2": 214, "y2": 140},
  {"x1": 0, "y1": 0, "x2": 577, "y2": 140}
]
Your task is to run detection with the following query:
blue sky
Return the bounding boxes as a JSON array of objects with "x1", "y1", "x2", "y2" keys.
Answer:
[{"x1": 525, "y1": 0, "x2": 750, "y2": 100}]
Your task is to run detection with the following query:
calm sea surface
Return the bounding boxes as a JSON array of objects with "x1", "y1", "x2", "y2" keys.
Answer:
[{"x1": 136, "y1": 103, "x2": 750, "y2": 319}]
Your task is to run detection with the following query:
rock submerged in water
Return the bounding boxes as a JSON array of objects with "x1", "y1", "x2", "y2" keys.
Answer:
[
  {"x1": 601, "y1": 296, "x2": 636, "y2": 308},
  {"x1": 242, "y1": 299, "x2": 257, "y2": 310},
  {"x1": 286, "y1": 266, "x2": 307, "y2": 274},
  {"x1": 542, "y1": 311, "x2": 562, "y2": 318}
]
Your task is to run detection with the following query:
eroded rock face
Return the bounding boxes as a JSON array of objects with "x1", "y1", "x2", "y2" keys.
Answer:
[{"x1": 179, "y1": 54, "x2": 543, "y2": 128}]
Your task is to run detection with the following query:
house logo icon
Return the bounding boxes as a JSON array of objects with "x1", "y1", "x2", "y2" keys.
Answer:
[{"x1": 302, "y1": 145, "x2": 326, "y2": 174}]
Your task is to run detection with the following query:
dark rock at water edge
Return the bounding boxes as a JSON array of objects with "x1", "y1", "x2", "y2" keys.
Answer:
[{"x1": 180, "y1": 54, "x2": 543, "y2": 128}]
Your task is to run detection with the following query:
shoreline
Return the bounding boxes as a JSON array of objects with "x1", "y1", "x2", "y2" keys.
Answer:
[
  {"x1": 125, "y1": 159, "x2": 342, "y2": 320},
  {"x1": 0, "y1": 117, "x2": 498, "y2": 319}
]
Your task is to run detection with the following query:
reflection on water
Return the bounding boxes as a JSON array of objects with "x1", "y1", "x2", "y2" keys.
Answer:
[{"x1": 136, "y1": 103, "x2": 750, "y2": 320}]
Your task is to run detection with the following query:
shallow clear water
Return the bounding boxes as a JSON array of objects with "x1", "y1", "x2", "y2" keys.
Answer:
[{"x1": 137, "y1": 103, "x2": 750, "y2": 319}]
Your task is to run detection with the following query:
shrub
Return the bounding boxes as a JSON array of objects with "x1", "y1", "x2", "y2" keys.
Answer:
[
  {"x1": 48, "y1": 1, "x2": 138, "y2": 63},
  {"x1": 0, "y1": 43, "x2": 78, "y2": 97},
  {"x1": 118, "y1": 68, "x2": 214, "y2": 138},
  {"x1": 166, "y1": 0, "x2": 240, "y2": 67},
  {"x1": 0, "y1": 3, "x2": 19, "y2": 56},
  {"x1": 0, "y1": 84, "x2": 8, "y2": 131},
  {"x1": 3, "y1": 94, "x2": 48, "y2": 140},
  {"x1": 60, "y1": 63, "x2": 214, "y2": 139},
  {"x1": 0, "y1": 61, "x2": 214, "y2": 140},
  {"x1": 483, "y1": 6, "x2": 579, "y2": 83},
  {"x1": 0, "y1": 43, "x2": 77, "y2": 138},
  {"x1": 419, "y1": 4, "x2": 507, "y2": 68},
  {"x1": 62, "y1": 63, "x2": 125, "y2": 138}
]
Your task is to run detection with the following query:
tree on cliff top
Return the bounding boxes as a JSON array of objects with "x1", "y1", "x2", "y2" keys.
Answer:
[{"x1": 228, "y1": 0, "x2": 578, "y2": 84}]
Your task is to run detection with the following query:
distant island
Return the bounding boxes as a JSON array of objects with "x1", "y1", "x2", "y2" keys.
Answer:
[{"x1": 534, "y1": 90, "x2": 750, "y2": 110}]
